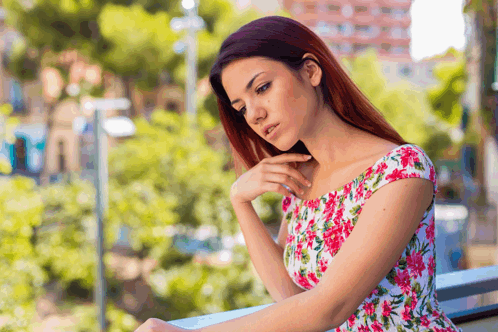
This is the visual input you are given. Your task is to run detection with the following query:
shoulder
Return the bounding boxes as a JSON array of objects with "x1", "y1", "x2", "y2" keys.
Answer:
[{"x1": 369, "y1": 144, "x2": 437, "y2": 196}]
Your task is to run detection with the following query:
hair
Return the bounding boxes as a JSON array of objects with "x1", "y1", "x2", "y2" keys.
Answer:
[{"x1": 209, "y1": 16, "x2": 411, "y2": 177}]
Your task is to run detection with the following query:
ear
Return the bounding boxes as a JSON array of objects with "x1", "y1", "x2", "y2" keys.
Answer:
[{"x1": 300, "y1": 53, "x2": 322, "y2": 88}]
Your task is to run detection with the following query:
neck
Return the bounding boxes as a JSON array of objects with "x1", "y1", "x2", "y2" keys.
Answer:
[{"x1": 300, "y1": 104, "x2": 375, "y2": 170}]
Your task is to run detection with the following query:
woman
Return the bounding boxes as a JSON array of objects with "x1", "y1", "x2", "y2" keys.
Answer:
[{"x1": 136, "y1": 16, "x2": 462, "y2": 332}]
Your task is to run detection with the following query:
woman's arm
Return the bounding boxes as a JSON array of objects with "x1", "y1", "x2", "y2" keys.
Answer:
[{"x1": 231, "y1": 199, "x2": 305, "y2": 302}]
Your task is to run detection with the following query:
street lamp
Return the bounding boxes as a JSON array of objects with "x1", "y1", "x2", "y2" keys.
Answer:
[
  {"x1": 170, "y1": 0, "x2": 205, "y2": 118},
  {"x1": 86, "y1": 98, "x2": 135, "y2": 332}
]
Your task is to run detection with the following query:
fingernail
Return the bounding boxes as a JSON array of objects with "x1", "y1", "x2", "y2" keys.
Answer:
[
  {"x1": 306, "y1": 155, "x2": 312, "y2": 160},
  {"x1": 307, "y1": 182, "x2": 311, "y2": 187}
]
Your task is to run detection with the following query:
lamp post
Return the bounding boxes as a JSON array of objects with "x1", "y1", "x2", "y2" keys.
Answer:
[
  {"x1": 170, "y1": 0, "x2": 205, "y2": 118},
  {"x1": 86, "y1": 98, "x2": 135, "y2": 332}
]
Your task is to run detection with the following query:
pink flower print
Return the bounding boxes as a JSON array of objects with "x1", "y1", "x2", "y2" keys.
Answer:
[
  {"x1": 285, "y1": 234, "x2": 295, "y2": 245},
  {"x1": 410, "y1": 290, "x2": 418, "y2": 310},
  {"x1": 293, "y1": 205, "x2": 300, "y2": 219},
  {"x1": 363, "y1": 302, "x2": 374, "y2": 316},
  {"x1": 328, "y1": 191, "x2": 339, "y2": 202},
  {"x1": 324, "y1": 199, "x2": 337, "y2": 220},
  {"x1": 430, "y1": 166, "x2": 436, "y2": 185},
  {"x1": 347, "y1": 314, "x2": 356, "y2": 328},
  {"x1": 343, "y1": 220, "x2": 354, "y2": 238},
  {"x1": 432, "y1": 310, "x2": 440, "y2": 319},
  {"x1": 426, "y1": 217, "x2": 435, "y2": 245},
  {"x1": 282, "y1": 196, "x2": 291, "y2": 212},
  {"x1": 308, "y1": 272, "x2": 320, "y2": 284},
  {"x1": 408, "y1": 171, "x2": 421, "y2": 178},
  {"x1": 326, "y1": 236, "x2": 344, "y2": 255},
  {"x1": 420, "y1": 315, "x2": 430, "y2": 327},
  {"x1": 394, "y1": 269, "x2": 411, "y2": 295},
  {"x1": 358, "y1": 324, "x2": 370, "y2": 332},
  {"x1": 305, "y1": 237, "x2": 313, "y2": 249},
  {"x1": 415, "y1": 220, "x2": 423, "y2": 235},
  {"x1": 401, "y1": 305, "x2": 411, "y2": 321},
  {"x1": 305, "y1": 230, "x2": 316, "y2": 249},
  {"x1": 295, "y1": 221, "x2": 303, "y2": 233},
  {"x1": 325, "y1": 221, "x2": 344, "y2": 238},
  {"x1": 400, "y1": 147, "x2": 420, "y2": 168},
  {"x1": 295, "y1": 241, "x2": 303, "y2": 260},
  {"x1": 293, "y1": 271, "x2": 312, "y2": 290},
  {"x1": 318, "y1": 258, "x2": 329, "y2": 273},
  {"x1": 333, "y1": 206, "x2": 345, "y2": 224},
  {"x1": 381, "y1": 300, "x2": 392, "y2": 317},
  {"x1": 364, "y1": 190, "x2": 373, "y2": 200},
  {"x1": 428, "y1": 255, "x2": 435, "y2": 276},
  {"x1": 365, "y1": 166, "x2": 374, "y2": 179},
  {"x1": 343, "y1": 182, "x2": 353, "y2": 196},
  {"x1": 324, "y1": 223, "x2": 345, "y2": 254},
  {"x1": 371, "y1": 320, "x2": 383, "y2": 332},
  {"x1": 407, "y1": 250, "x2": 426, "y2": 278},
  {"x1": 376, "y1": 162, "x2": 388, "y2": 174},
  {"x1": 386, "y1": 168, "x2": 408, "y2": 182},
  {"x1": 306, "y1": 218, "x2": 315, "y2": 231},
  {"x1": 307, "y1": 197, "x2": 320, "y2": 210},
  {"x1": 354, "y1": 181, "x2": 364, "y2": 201},
  {"x1": 368, "y1": 287, "x2": 378, "y2": 298}
]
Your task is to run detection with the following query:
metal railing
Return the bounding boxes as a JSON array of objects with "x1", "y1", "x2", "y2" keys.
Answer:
[{"x1": 168, "y1": 265, "x2": 498, "y2": 330}]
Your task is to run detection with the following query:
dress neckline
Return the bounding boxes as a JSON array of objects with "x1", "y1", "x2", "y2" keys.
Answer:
[{"x1": 293, "y1": 143, "x2": 413, "y2": 203}]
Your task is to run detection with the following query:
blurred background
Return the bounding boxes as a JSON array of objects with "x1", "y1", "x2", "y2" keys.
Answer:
[{"x1": 0, "y1": 0, "x2": 497, "y2": 330}]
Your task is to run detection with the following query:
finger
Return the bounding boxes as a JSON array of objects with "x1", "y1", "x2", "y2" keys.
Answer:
[
  {"x1": 265, "y1": 164, "x2": 311, "y2": 189},
  {"x1": 262, "y1": 153, "x2": 312, "y2": 164},
  {"x1": 266, "y1": 182, "x2": 296, "y2": 197},
  {"x1": 264, "y1": 173, "x2": 304, "y2": 195}
]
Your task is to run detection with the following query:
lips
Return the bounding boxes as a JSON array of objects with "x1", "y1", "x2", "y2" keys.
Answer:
[{"x1": 265, "y1": 124, "x2": 279, "y2": 138}]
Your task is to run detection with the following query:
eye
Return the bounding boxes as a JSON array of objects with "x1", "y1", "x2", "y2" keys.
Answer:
[{"x1": 236, "y1": 82, "x2": 272, "y2": 117}]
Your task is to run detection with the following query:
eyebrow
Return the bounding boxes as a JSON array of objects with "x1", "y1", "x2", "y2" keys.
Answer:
[{"x1": 230, "y1": 72, "x2": 266, "y2": 106}]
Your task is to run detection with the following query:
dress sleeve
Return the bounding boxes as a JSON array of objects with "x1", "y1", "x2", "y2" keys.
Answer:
[{"x1": 366, "y1": 145, "x2": 438, "y2": 198}]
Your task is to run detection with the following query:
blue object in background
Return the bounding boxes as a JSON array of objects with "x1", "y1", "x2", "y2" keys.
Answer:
[{"x1": 435, "y1": 204, "x2": 469, "y2": 315}]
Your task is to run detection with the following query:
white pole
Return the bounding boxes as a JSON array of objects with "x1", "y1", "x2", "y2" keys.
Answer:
[
  {"x1": 186, "y1": 5, "x2": 197, "y2": 117},
  {"x1": 93, "y1": 108, "x2": 107, "y2": 331}
]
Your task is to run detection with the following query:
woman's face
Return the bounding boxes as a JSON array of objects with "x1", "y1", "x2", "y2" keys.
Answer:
[{"x1": 221, "y1": 55, "x2": 323, "y2": 151}]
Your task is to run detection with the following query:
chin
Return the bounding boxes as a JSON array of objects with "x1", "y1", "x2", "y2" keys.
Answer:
[{"x1": 273, "y1": 139, "x2": 299, "y2": 152}]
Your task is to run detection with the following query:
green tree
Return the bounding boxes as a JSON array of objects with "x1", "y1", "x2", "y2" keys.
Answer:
[
  {"x1": 28, "y1": 108, "x2": 273, "y2": 327},
  {"x1": 0, "y1": 104, "x2": 45, "y2": 331},
  {"x1": 342, "y1": 49, "x2": 454, "y2": 161}
]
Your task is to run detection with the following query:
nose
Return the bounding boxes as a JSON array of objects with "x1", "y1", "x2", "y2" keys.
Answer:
[{"x1": 245, "y1": 101, "x2": 266, "y2": 124}]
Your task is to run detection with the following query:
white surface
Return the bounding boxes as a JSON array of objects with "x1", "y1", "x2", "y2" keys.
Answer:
[{"x1": 103, "y1": 117, "x2": 136, "y2": 137}]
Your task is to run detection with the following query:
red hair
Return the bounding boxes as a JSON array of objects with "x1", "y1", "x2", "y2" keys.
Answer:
[{"x1": 209, "y1": 16, "x2": 410, "y2": 177}]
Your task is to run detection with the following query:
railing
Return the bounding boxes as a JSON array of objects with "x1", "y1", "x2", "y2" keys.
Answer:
[{"x1": 168, "y1": 265, "x2": 498, "y2": 331}]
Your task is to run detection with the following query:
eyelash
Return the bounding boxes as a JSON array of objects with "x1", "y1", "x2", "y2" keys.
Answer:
[{"x1": 237, "y1": 82, "x2": 271, "y2": 116}]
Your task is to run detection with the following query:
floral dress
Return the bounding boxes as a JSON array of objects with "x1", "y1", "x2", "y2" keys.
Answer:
[{"x1": 281, "y1": 144, "x2": 462, "y2": 332}]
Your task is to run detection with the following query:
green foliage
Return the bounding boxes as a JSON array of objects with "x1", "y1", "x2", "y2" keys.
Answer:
[
  {"x1": 0, "y1": 176, "x2": 47, "y2": 331},
  {"x1": 36, "y1": 178, "x2": 101, "y2": 289},
  {"x1": 148, "y1": 246, "x2": 272, "y2": 321},
  {"x1": 108, "y1": 109, "x2": 236, "y2": 259},
  {"x1": 426, "y1": 49, "x2": 467, "y2": 126},
  {"x1": 342, "y1": 49, "x2": 454, "y2": 161},
  {"x1": 30, "y1": 108, "x2": 274, "y2": 325},
  {"x1": 3, "y1": 0, "x2": 260, "y2": 88}
]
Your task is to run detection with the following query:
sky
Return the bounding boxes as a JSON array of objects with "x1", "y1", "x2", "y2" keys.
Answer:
[{"x1": 408, "y1": 0, "x2": 466, "y2": 61}]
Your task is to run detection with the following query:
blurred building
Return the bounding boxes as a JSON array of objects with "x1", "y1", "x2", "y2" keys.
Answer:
[
  {"x1": 235, "y1": 0, "x2": 456, "y2": 90},
  {"x1": 0, "y1": 4, "x2": 185, "y2": 184}
]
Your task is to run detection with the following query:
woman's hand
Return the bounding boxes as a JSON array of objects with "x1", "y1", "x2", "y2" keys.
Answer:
[
  {"x1": 230, "y1": 153, "x2": 312, "y2": 204},
  {"x1": 134, "y1": 318, "x2": 192, "y2": 332}
]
